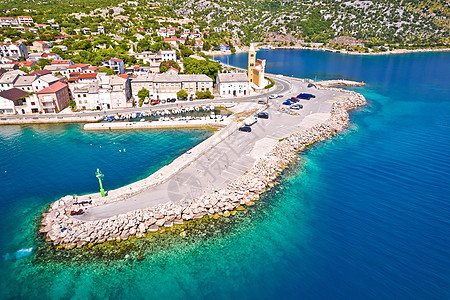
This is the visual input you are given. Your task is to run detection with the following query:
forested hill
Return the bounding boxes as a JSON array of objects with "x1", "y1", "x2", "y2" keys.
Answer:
[{"x1": 1, "y1": 0, "x2": 448, "y2": 46}]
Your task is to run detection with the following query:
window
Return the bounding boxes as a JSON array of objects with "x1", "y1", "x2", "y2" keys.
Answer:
[
  {"x1": 78, "y1": 94, "x2": 81, "y2": 97},
  {"x1": 83, "y1": 94, "x2": 86, "y2": 97},
  {"x1": 31, "y1": 102, "x2": 35, "y2": 105}
]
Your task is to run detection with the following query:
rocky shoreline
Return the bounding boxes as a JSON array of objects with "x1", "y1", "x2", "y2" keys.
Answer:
[{"x1": 40, "y1": 90, "x2": 366, "y2": 249}]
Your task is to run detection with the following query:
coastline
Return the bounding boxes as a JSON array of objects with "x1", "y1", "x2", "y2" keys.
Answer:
[
  {"x1": 211, "y1": 46, "x2": 450, "y2": 56},
  {"x1": 40, "y1": 85, "x2": 366, "y2": 249}
]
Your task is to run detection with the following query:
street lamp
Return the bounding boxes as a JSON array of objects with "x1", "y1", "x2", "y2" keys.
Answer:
[{"x1": 96, "y1": 168, "x2": 106, "y2": 197}]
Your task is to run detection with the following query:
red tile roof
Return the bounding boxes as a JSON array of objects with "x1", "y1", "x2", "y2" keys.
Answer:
[
  {"x1": 78, "y1": 73, "x2": 98, "y2": 79},
  {"x1": 51, "y1": 60, "x2": 72, "y2": 65},
  {"x1": 41, "y1": 53, "x2": 56, "y2": 57},
  {"x1": 68, "y1": 63, "x2": 89, "y2": 69},
  {"x1": 36, "y1": 81, "x2": 68, "y2": 94},
  {"x1": 12, "y1": 61, "x2": 35, "y2": 67},
  {"x1": 109, "y1": 58, "x2": 122, "y2": 62}
]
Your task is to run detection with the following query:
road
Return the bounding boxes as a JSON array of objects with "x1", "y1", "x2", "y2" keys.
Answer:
[
  {"x1": 79, "y1": 77, "x2": 347, "y2": 221},
  {"x1": 0, "y1": 76, "x2": 289, "y2": 121}
]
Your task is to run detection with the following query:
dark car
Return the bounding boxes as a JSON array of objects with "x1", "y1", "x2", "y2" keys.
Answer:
[
  {"x1": 167, "y1": 98, "x2": 176, "y2": 103},
  {"x1": 283, "y1": 100, "x2": 295, "y2": 105},
  {"x1": 307, "y1": 83, "x2": 316, "y2": 88},
  {"x1": 298, "y1": 93, "x2": 316, "y2": 100},
  {"x1": 239, "y1": 126, "x2": 252, "y2": 132},
  {"x1": 257, "y1": 112, "x2": 269, "y2": 119}
]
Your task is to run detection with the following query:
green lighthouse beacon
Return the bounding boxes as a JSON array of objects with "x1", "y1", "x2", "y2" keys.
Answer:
[{"x1": 96, "y1": 168, "x2": 106, "y2": 197}]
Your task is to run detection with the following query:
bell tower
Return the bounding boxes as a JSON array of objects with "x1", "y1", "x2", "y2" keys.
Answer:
[{"x1": 248, "y1": 44, "x2": 256, "y2": 83}]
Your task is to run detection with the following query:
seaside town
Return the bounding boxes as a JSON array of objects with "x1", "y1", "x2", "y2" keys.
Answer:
[{"x1": 0, "y1": 15, "x2": 274, "y2": 115}]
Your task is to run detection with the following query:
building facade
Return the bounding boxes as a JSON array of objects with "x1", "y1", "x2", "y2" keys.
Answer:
[{"x1": 216, "y1": 73, "x2": 249, "y2": 97}]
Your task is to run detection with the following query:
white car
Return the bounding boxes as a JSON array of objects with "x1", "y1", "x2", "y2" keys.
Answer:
[
  {"x1": 268, "y1": 94, "x2": 278, "y2": 99},
  {"x1": 290, "y1": 104, "x2": 304, "y2": 110}
]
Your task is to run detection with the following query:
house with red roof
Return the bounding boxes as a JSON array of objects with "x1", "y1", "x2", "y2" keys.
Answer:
[
  {"x1": 68, "y1": 63, "x2": 90, "y2": 74},
  {"x1": 17, "y1": 16, "x2": 33, "y2": 25},
  {"x1": 51, "y1": 60, "x2": 73, "y2": 66},
  {"x1": 78, "y1": 72, "x2": 98, "y2": 82},
  {"x1": 12, "y1": 61, "x2": 36, "y2": 68},
  {"x1": 36, "y1": 81, "x2": 70, "y2": 113},
  {"x1": 164, "y1": 37, "x2": 178, "y2": 47},
  {"x1": 84, "y1": 66, "x2": 103, "y2": 73}
]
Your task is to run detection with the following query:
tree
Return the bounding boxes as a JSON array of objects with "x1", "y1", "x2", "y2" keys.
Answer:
[
  {"x1": 177, "y1": 89, "x2": 188, "y2": 99},
  {"x1": 137, "y1": 88, "x2": 149, "y2": 107},
  {"x1": 99, "y1": 67, "x2": 116, "y2": 75},
  {"x1": 183, "y1": 57, "x2": 222, "y2": 81},
  {"x1": 195, "y1": 90, "x2": 214, "y2": 99},
  {"x1": 179, "y1": 45, "x2": 194, "y2": 57},
  {"x1": 160, "y1": 60, "x2": 180, "y2": 73},
  {"x1": 37, "y1": 58, "x2": 51, "y2": 69},
  {"x1": 68, "y1": 100, "x2": 76, "y2": 110}
]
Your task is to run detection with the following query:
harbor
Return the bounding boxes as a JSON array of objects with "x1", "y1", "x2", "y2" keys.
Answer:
[{"x1": 40, "y1": 78, "x2": 366, "y2": 248}]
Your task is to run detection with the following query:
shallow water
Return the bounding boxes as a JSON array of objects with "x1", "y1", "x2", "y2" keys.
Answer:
[{"x1": 1, "y1": 50, "x2": 449, "y2": 299}]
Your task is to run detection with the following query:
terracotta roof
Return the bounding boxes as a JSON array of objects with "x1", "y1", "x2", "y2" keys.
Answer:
[
  {"x1": 41, "y1": 53, "x2": 56, "y2": 57},
  {"x1": 164, "y1": 37, "x2": 177, "y2": 42},
  {"x1": 118, "y1": 74, "x2": 128, "y2": 79},
  {"x1": 68, "y1": 77, "x2": 78, "y2": 82},
  {"x1": 36, "y1": 81, "x2": 67, "y2": 94},
  {"x1": 87, "y1": 66, "x2": 102, "y2": 71},
  {"x1": 0, "y1": 88, "x2": 29, "y2": 101},
  {"x1": 78, "y1": 73, "x2": 98, "y2": 79},
  {"x1": 51, "y1": 60, "x2": 72, "y2": 65},
  {"x1": 12, "y1": 61, "x2": 35, "y2": 67},
  {"x1": 68, "y1": 63, "x2": 89, "y2": 69},
  {"x1": 109, "y1": 58, "x2": 122, "y2": 62}
]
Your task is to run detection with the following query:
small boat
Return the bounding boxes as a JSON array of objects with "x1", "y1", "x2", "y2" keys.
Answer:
[
  {"x1": 131, "y1": 113, "x2": 137, "y2": 119},
  {"x1": 195, "y1": 106, "x2": 199, "y2": 111},
  {"x1": 140, "y1": 118, "x2": 145, "y2": 122},
  {"x1": 136, "y1": 112, "x2": 143, "y2": 118}
]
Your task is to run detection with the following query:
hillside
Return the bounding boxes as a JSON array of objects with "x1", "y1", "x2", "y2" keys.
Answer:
[{"x1": 0, "y1": 0, "x2": 448, "y2": 47}]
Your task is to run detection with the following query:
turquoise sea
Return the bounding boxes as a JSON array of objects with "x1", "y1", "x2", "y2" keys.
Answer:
[{"x1": 1, "y1": 49, "x2": 449, "y2": 299}]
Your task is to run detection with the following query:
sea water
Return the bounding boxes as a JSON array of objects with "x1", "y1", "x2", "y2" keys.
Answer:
[{"x1": 0, "y1": 50, "x2": 449, "y2": 299}]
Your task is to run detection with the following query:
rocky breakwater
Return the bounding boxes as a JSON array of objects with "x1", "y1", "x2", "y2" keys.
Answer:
[{"x1": 40, "y1": 90, "x2": 366, "y2": 249}]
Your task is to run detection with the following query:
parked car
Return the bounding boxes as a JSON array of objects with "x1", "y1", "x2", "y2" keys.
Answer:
[
  {"x1": 239, "y1": 126, "x2": 252, "y2": 132},
  {"x1": 290, "y1": 97, "x2": 300, "y2": 102},
  {"x1": 167, "y1": 98, "x2": 176, "y2": 103},
  {"x1": 290, "y1": 104, "x2": 304, "y2": 110},
  {"x1": 283, "y1": 100, "x2": 295, "y2": 105},
  {"x1": 307, "y1": 83, "x2": 316, "y2": 88},
  {"x1": 257, "y1": 112, "x2": 269, "y2": 119},
  {"x1": 189, "y1": 97, "x2": 194, "y2": 101},
  {"x1": 151, "y1": 99, "x2": 159, "y2": 105},
  {"x1": 244, "y1": 114, "x2": 258, "y2": 126},
  {"x1": 258, "y1": 100, "x2": 267, "y2": 104},
  {"x1": 268, "y1": 94, "x2": 279, "y2": 99},
  {"x1": 298, "y1": 93, "x2": 316, "y2": 100}
]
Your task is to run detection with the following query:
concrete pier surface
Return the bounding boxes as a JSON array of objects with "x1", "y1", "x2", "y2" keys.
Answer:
[
  {"x1": 78, "y1": 78, "x2": 350, "y2": 221},
  {"x1": 41, "y1": 76, "x2": 366, "y2": 247}
]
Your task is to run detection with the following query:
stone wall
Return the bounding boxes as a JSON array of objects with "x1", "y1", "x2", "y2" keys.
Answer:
[{"x1": 40, "y1": 90, "x2": 366, "y2": 249}]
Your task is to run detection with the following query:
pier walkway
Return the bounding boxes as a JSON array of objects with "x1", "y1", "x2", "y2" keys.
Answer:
[{"x1": 79, "y1": 77, "x2": 349, "y2": 221}]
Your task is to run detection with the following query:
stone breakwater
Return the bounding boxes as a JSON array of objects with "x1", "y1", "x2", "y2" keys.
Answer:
[{"x1": 40, "y1": 91, "x2": 366, "y2": 249}]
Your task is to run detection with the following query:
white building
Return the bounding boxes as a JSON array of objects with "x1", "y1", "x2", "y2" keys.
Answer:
[
  {"x1": 102, "y1": 58, "x2": 124, "y2": 74},
  {"x1": 157, "y1": 49, "x2": 177, "y2": 62},
  {"x1": 216, "y1": 73, "x2": 250, "y2": 97},
  {"x1": 17, "y1": 16, "x2": 34, "y2": 25},
  {"x1": 0, "y1": 88, "x2": 30, "y2": 114},
  {"x1": 130, "y1": 71, "x2": 213, "y2": 100},
  {"x1": 0, "y1": 43, "x2": 28, "y2": 59},
  {"x1": 31, "y1": 74, "x2": 60, "y2": 93}
]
